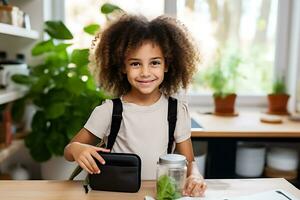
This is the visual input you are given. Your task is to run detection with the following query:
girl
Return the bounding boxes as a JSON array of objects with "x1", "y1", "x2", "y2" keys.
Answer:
[{"x1": 64, "y1": 14, "x2": 207, "y2": 197}]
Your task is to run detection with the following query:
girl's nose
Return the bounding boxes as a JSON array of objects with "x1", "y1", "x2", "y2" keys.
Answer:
[{"x1": 140, "y1": 66, "x2": 150, "y2": 76}]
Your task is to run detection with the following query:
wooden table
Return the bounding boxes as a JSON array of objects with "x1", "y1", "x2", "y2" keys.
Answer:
[
  {"x1": 191, "y1": 111, "x2": 300, "y2": 138},
  {"x1": 0, "y1": 178, "x2": 299, "y2": 199},
  {"x1": 190, "y1": 111, "x2": 300, "y2": 185}
]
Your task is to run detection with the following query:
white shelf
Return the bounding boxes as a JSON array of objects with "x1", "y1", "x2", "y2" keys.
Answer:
[
  {"x1": 0, "y1": 140, "x2": 24, "y2": 164},
  {"x1": 0, "y1": 89, "x2": 26, "y2": 105},
  {"x1": 0, "y1": 23, "x2": 39, "y2": 40}
]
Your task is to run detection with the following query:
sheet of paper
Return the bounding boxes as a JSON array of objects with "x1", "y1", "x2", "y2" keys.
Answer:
[
  {"x1": 228, "y1": 189, "x2": 298, "y2": 200},
  {"x1": 176, "y1": 189, "x2": 299, "y2": 200}
]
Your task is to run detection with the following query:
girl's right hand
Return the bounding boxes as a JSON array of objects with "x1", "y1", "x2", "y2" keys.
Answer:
[{"x1": 68, "y1": 142, "x2": 110, "y2": 174}]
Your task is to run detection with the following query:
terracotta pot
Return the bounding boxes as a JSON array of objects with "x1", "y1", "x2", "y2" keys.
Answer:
[
  {"x1": 267, "y1": 94, "x2": 290, "y2": 114},
  {"x1": 214, "y1": 94, "x2": 237, "y2": 114}
]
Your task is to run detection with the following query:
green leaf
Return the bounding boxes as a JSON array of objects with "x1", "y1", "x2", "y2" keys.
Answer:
[
  {"x1": 30, "y1": 64, "x2": 48, "y2": 76},
  {"x1": 86, "y1": 77, "x2": 97, "y2": 90},
  {"x1": 156, "y1": 175, "x2": 181, "y2": 200},
  {"x1": 45, "y1": 103, "x2": 66, "y2": 119},
  {"x1": 201, "y1": 49, "x2": 242, "y2": 96},
  {"x1": 25, "y1": 131, "x2": 52, "y2": 162},
  {"x1": 44, "y1": 21, "x2": 73, "y2": 40},
  {"x1": 46, "y1": 89, "x2": 71, "y2": 103},
  {"x1": 11, "y1": 74, "x2": 34, "y2": 85},
  {"x1": 31, "y1": 75, "x2": 49, "y2": 93},
  {"x1": 32, "y1": 40, "x2": 55, "y2": 56},
  {"x1": 45, "y1": 51, "x2": 69, "y2": 68},
  {"x1": 46, "y1": 131, "x2": 66, "y2": 155},
  {"x1": 66, "y1": 77, "x2": 85, "y2": 95},
  {"x1": 83, "y1": 24, "x2": 100, "y2": 35},
  {"x1": 272, "y1": 77, "x2": 286, "y2": 94},
  {"x1": 101, "y1": 3, "x2": 121, "y2": 14},
  {"x1": 31, "y1": 111, "x2": 47, "y2": 132},
  {"x1": 45, "y1": 51, "x2": 69, "y2": 69},
  {"x1": 71, "y1": 49, "x2": 89, "y2": 67},
  {"x1": 54, "y1": 43, "x2": 72, "y2": 51}
]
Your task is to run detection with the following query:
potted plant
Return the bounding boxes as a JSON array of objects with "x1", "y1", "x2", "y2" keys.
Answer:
[
  {"x1": 11, "y1": 3, "x2": 121, "y2": 179},
  {"x1": 201, "y1": 51, "x2": 242, "y2": 115},
  {"x1": 267, "y1": 77, "x2": 290, "y2": 115}
]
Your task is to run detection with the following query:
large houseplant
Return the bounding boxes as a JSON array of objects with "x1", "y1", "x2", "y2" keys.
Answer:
[
  {"x1": 267, "y1": 77, "x2": 290, "y2": 115},
  {"x1": 12, "y1": 3, "x2": 121, "y2": 163},
  {"x1": 201, "y1": 51, "x2": 242, "y2": 115}
]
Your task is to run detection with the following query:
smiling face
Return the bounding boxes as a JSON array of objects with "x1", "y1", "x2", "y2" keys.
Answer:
[{"x1": 124, "y1": 41, "x2": 166, "y2": 98}]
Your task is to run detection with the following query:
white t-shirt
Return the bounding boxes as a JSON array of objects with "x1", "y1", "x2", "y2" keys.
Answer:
[{"x1": 84, "y1": 94, "x2": 191, "y2": 180}]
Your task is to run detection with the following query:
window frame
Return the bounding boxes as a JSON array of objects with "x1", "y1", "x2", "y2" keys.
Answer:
[
  {"x1": 44, "y1": 0, "x2": 65, "y2": 21},
  {"x1": 285, "y1": 0, "x2": 300, "y2": 113}
]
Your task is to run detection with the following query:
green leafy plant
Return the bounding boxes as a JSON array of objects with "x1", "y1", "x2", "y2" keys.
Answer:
[
  {"x1": 156, "y1": 175, "x2": 181, "y2": 200},
  {"x1": 11, "y1": 3, "x2": 121, "y2": 162},
  {"x1": 271, "y1": 77, "x2": 287, "y2": 94},
  {"x1": 201, "y1": 50, "x2": 242, "y2": 98}
]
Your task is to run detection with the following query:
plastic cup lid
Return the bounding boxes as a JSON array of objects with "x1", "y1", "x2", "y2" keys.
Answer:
[{"x1": 159, "y1": 154, "x2": 186, "y2": 166}]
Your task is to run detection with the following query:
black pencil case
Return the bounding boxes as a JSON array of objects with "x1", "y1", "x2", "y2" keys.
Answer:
[{"x1": 89, "y1": 152, "x2": 141, "y2": 193}]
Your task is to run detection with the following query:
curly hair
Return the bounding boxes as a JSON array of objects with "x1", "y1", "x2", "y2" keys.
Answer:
[{"x1": 89, "y1": 14, "x2": 200, "y2": 96}]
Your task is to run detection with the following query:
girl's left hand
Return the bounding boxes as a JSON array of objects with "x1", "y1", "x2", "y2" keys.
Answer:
[{"x1": 182, "y1": 174, "x2": 207, "y2": 197}]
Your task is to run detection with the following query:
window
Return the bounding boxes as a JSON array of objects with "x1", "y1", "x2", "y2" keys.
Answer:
[
  {"x1": 63, "y1": 0, "x2": 296, "y2": 107},
  {"x1": 176, "y1": 0, "x2": 278, "y2": 95}
]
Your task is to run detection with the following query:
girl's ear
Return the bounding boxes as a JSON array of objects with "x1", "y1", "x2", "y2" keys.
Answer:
[{"x1": 164, "y1": 66, "x2": 168, "y2": 73}]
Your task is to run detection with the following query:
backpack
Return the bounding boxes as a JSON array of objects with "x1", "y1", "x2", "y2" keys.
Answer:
[{"x1": 69, "y1": 96, "x2": 178, "y2": 193}]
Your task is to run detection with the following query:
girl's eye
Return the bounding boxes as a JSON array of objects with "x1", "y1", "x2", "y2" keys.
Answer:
[
  {"x1": 151, "y1": 60, "x2": 161, "y2": 66},
  {"x1": 130, "y1": 62, "x2": 141, "y2": 67}
]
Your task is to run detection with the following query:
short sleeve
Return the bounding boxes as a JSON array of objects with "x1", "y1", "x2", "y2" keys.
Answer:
[
  {"x1": 84, "y1": 99, "x2": 113, "y2": 139},
  {"x1": 174, "y1": 101, "x2": 191, "y2": 143}
]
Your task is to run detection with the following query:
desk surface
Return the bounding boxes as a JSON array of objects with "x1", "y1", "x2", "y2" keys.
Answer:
[
  {"x1": 191, "y1": 111, "x2": 300, "y2": 138},
  {"x1": 0, "y1": 178, "x2": 299, "y2": 200}
]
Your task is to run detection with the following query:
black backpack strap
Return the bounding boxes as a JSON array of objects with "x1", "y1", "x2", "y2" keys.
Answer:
[
  {"x1": 167, "y1": 97, "x2": 177, "y2": 153},
  {"x1": 106, "y1": 98, "x2": 123, "y2": 150},
  {"x1": 70, "y1": 98, "x2": 123, "y2": 193}
]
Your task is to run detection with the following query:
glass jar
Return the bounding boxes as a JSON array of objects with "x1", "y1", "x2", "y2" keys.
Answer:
[{"x1": 156, "y1": 154, "x2": 187, "y2": 200}]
